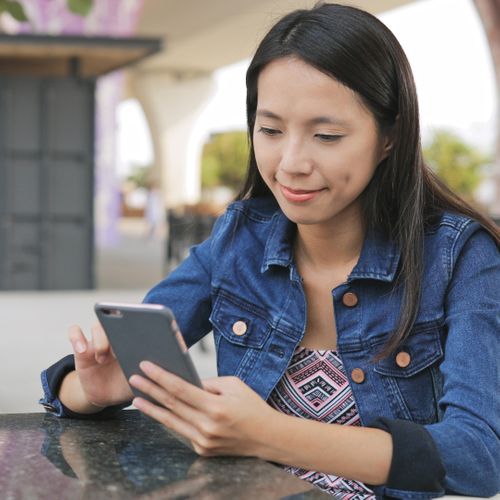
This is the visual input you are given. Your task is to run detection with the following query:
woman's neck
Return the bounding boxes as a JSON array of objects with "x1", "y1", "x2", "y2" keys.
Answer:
[{"x1": 294, "y1": 208, "x2": 365, "y2": 271}]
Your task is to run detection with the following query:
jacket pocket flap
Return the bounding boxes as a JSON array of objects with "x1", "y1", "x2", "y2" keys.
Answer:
[
  {"x1": 210, "y1": 294, "x2": 271, "y2": 348},
  {"x1": 373, "y1": 324, "x2": 443, "y2": 378}
]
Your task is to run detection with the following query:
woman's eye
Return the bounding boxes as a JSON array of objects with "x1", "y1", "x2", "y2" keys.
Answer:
[
  {"x1": 259, "y1": 127, "x2": 281, "y2": 136},
  {"x1": 316, "y1": 134, "x2": 342, "y2": 143}
]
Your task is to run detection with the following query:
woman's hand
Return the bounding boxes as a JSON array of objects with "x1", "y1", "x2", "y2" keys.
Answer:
[
  {"x1": 129, "y1": 361, "x2": 280, "y2": 458},
  {"x1": 61, "y1": 323, "x2": 133, "y2": 410}
]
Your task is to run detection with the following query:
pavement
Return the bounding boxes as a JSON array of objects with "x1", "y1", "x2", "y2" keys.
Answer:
[{"x1": 0, "y1": 218, "x2": 216, "y2": 414}]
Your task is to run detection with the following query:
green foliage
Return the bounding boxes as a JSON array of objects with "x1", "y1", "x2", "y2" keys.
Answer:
[
  {"x1": 67, "y1": 0, "x2": 93, "y2": 16},
  {"x1": 0, "y1": 0, "x2": 93, "y2": 22},
  {"x1": 201, "y1": 131, "x2": 249, "y2": 191},
  {"x1": 423, "y1": 130, "x2": 490, "y2": 201},
  {"x1": 127, "y1": 165, "x2": 154, "y2": 189},
  {"x1": 0, "y1": 0, "x2": 28, "y2": 21}
]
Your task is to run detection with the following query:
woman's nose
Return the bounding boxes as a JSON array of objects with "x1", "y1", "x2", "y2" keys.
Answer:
[{"x1": 278, "y1": 139, "x2": 313, "y2": 176}]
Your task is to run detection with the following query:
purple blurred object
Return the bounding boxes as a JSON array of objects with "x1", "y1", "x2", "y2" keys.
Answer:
[{"x1": 14, "y1": 0, "x2": 145, "y2": 247}]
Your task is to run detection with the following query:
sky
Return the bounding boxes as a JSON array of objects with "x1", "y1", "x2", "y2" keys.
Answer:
[{"x1": 117, "y1": 0, "x2": 497, "y2": 178}]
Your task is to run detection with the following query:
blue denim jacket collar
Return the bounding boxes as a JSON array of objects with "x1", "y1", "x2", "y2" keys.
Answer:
[
  {"x1": 261, "y1": 209, "x2": 401, "y2": 282},
  {"x1": 261, "y1": 211, "x2": 295, "y2": 272},
  {"x1": 350, "y1": 228, "x2": 401, "y2": 282}
]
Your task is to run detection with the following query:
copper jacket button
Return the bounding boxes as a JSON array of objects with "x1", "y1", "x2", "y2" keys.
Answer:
[
  {"x1": 232, "y1": 320, "x2": 247, "y2": 336},
  {"x1": 351, "y1": 368, "x2": 365, "y2": 384},
  {"x1": 342, "y1": 292, "x2": 359, "y2": 307},
  {"x1": 396, "y1": 351, "x2": 411, "y2": 368}
]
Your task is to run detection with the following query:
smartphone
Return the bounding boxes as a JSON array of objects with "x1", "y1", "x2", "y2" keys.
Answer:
[{"x1": 94, "y1": 302, "x2": 203, "y2": 403}]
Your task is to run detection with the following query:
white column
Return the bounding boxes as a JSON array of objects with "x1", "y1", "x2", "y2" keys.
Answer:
[
  {"x1": 130, "y1": 71, "x2": 216, "y2": 208},
  {"x1": 474, "y1": 0, "x2": 500, "y2": 216}
]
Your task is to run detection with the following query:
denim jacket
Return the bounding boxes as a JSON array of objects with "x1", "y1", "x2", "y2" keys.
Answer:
[{"x1": 41, "y1": 197, "x2": 499, "y2": 499}]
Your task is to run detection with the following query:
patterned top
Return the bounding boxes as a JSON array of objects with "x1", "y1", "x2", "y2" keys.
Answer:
[{"x1": 268, "y1": 346, "x2": 376, "y2": 499}]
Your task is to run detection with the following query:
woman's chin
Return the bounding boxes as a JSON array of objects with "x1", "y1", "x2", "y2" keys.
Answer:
[{"x1": 280, "y1": 207, "x2": 329, "y2": 226}]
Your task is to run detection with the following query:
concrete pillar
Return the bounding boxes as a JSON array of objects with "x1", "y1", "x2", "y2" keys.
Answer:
[
  {"x1": 129, "y1": 72, "x2": 217, "y2": 208},
  {"x1": 474, "y1": 0, "x2": 500, "y2": 216}
]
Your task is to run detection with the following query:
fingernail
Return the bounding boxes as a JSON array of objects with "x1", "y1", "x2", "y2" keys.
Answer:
[
  {"x1": 75, "y1": 341, "x2": 86, "y2": 353},
  {"x1": 96, "y1": 355, "x2": 106, "y2": 364}
]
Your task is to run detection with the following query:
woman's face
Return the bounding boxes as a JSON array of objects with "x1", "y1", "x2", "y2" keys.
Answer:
[{"x1": 253, "y1": 57, "x2": 389, "y2": 229}]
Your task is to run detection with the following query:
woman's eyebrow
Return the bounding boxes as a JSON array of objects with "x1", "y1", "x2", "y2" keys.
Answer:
[
  {"x1": 256, "y1": 109, "x2": 282, "y2": 119},
  {"x1": 256, "y1": 109, "x2": 348, "y2": 126},
  {"x1": 309, "y1": 115, "x2": 349, "y2": 127}
]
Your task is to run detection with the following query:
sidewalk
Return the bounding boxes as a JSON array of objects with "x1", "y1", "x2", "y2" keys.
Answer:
[
  {"x1": 0, "y1": 218, "x2": 217, "y2": 413},
  {"x1": 95, "y1": 217, "x2": 166, "y2": 289}
]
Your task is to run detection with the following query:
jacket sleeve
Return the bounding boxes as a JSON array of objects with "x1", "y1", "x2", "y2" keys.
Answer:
[
  {"x1": 39, "y1": 212, "x2": 226, "y2": 418},
  {"x1": 370, "y1": 225, "x2": 500, "y2": 499},
  {"x1": 143, "y1": 212, "x2": 228, "y2": 346},
  {"x1": 39, "y1": 355, "x2": 130, "y2": 419}
]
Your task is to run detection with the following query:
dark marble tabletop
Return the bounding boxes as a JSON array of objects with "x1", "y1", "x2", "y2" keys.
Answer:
[{"x1": 0, "y1": 410, "x2": 331, "y2": 499}]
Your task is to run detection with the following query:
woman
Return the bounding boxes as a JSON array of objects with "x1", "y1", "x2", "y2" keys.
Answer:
[{"x1": 40, "y1": 4, "x2": 499, "y2": 498}]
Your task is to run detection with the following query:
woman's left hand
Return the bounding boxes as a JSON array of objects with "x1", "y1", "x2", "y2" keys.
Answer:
[{"x1": 129, "y1": 361, "x2": 278, "y2": 458}]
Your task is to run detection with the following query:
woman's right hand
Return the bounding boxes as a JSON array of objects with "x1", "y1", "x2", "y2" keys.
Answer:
[{"x1": 61, "y1": 323, "x2": 133, "y2": 411}]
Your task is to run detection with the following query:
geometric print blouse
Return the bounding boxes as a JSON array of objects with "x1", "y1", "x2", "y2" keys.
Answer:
[{"x1": 268, "y1": 346, "x2": 376, "y2": 499}]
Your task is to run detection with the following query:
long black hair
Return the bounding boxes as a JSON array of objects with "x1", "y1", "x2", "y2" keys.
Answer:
[{"x1": 236, "y1": 3, "x2": 500, "y2": 360}]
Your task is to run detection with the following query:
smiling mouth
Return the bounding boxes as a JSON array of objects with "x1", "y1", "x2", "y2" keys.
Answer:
[{"x1": 279, "y1": 184, "x2": 325, "y2": 202}]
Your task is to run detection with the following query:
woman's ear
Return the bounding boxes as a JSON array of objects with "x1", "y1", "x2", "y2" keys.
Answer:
[
  {"x1": 379, "y1": 115, "x2": 398, "y2": 161},
  {"x1": 377, "y1": 135, "x2": 393, "y2": 163},
  {"x1": 380, "y1": 137, "x2": 393, "y2": 160}
]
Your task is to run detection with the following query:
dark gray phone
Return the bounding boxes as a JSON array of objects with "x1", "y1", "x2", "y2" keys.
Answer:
[{"x1": 94, "y1": 302, "x2": 203, "y2": 403}]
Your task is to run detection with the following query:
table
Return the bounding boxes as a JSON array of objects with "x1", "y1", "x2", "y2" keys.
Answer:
[{"x1": 0, "y1": 410, "x2": 330, "y2": 499}]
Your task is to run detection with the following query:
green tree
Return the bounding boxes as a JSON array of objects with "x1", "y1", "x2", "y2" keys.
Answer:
[
  {"x1": 0, "y1": 0, "x2": 26, "y2": 20},
  {"x1": 201, "y1": 131, "x2": 249, "y2": 191},
  {"x1": 423, "y1": 130, "x2": 490, "y2": 202},
  {"x1": 127, "y1": 164, "x2": 155, "y2": 189},
  {"x1": 0, "y1": 0, "x2": 92, "y2": 22}
]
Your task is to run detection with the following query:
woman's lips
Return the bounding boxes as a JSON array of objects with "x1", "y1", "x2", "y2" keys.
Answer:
[{"x1": 279, "y1": 184, "x2": 325, "y2": 202}]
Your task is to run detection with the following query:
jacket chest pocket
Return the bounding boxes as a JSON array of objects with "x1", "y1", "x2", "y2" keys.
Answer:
[
  {"x1": 373, "y1": 323, "x2": 444, "y2": 424},
  {"x1": 210, "y1": 294, "x2": 272, "y2": 377}
]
